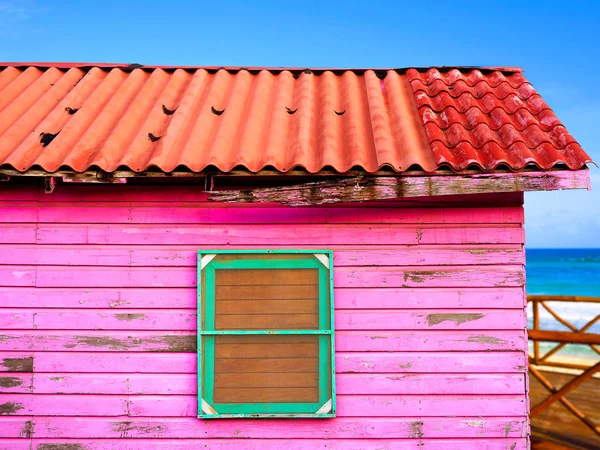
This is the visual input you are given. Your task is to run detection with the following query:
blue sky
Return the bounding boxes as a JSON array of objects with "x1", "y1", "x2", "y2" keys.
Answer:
[{"x1": 0, "y1": 0, "x2": 598, "y2": 247}]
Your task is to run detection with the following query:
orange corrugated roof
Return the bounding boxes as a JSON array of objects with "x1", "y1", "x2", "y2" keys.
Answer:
[{"x1": 0, "y1": 64, "x2": 592, "y2": 174}]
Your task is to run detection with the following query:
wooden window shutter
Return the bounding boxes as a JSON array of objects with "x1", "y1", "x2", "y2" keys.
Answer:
[{"x1": 197, "y1": 250, "x2": 335, "y2": 418}]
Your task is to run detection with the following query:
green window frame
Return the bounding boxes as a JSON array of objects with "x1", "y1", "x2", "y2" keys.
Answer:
[{"x1": 197, "y1": 249, "x2": 336, "y2": 419}]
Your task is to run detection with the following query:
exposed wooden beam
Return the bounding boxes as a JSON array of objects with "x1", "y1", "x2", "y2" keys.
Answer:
[{"x1": 209, "y1": 170, "x2": 591, "y2": 206}]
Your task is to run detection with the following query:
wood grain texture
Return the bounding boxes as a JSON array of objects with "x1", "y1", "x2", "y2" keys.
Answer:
[
  {"x1": 0, "y1": 286, "x2": 525, "y2": 309},
  {"x1": 209, "y1": 171, "x2": 589, "y2": 205},
  {"x1": 0, "y1": 184, "x2": 525, "y2": 204},
  {"x1": 34, "y1": 224, "x2": 524, "y2": 245},
  {"x1": 0, "y1": 265, "x2": 524, "y2": 288},
  {"x1": 0, "y1": 308, "x2": 524, "y2": 331},
  {"x1": 0, "y1": 245, "x2": 525, "y2": 266},
  {"x1": 213, "y1": 335, "x2": 320, "y2": 403},
  {"x1": 0, "y1": 416, "x2": 528, "y2": 438},
  {"x1": 0, "y1": 330, "x2": 525, "y2": 352},
  {"x1": 0, "y1": 351, "x2": 526, "y2": 374},
  {"x1": 0, "y1": 203, "x2": 524, "y2": 224},
  {"x1": 0, "y1": 184, "x2": 527, "y2": 446},
  {"x1": 0, "y1": 440, "x2": 30, "y2": 450},
  {"x1": 0, "y1": 438, "x2": 528, "y2": 450},
  {"x1": 0, "y1": 373, "x2": 525, "y2": 395},
  {"x1": 0, "y1": 393, "x2": 527, "y2": 417}
]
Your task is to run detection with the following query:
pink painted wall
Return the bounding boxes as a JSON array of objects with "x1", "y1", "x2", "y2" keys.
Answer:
[{"x1": 0, "y1": 184, "x2": 529, "y2": 450}]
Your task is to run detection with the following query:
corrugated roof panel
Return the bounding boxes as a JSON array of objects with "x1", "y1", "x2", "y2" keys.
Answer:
[{"x1": 0, "y1": 64, "x2": 592, "y2": 173}]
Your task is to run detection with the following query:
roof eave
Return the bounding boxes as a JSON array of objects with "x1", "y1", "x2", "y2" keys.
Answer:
[{"x1": 0, "y1": 167, "x2": 591, "y2": 202}]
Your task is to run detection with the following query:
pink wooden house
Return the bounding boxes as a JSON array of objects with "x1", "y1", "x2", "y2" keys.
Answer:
[{"x1": 0, "y1": 63, "x2": 593, "y2": 449}]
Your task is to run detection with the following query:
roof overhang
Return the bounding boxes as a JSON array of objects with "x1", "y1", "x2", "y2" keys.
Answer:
[{"x1": 0, "y1": 166, "x2": 591, "y2": 206}]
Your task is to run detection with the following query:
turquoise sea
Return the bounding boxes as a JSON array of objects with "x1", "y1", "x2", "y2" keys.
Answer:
[{"x1": 526, "y1": 249, "x2": 600, "y2": 363}]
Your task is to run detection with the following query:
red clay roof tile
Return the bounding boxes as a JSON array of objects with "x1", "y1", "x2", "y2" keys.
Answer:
[{"x1": 0, "y1": 64, "x2": 592, "y2": 174}]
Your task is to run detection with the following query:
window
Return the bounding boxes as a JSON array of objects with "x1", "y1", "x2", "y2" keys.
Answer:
[{"x1": 197, "y1": 250, "x2": 335, "y2": 418}]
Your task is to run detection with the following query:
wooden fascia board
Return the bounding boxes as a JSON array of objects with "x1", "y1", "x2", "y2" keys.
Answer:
[
  {"x1": 0, "y1": 167, "x2": 591, "y2": 205},
  {"x1": 208, "y1": 170, "x2": 592, "y2": 206}
]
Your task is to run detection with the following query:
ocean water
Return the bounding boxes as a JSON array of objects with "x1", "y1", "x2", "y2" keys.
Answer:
[{"x1": 526, "y1": 248, "x2": 600, "y2": 362}]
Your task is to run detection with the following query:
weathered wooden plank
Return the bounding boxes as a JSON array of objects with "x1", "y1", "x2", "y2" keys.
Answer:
[
  {"x1": 333, "y1": 247, "x2": 524, "y2": 267},
  {"x1": 0, "y1": 287, "x2": 194, "y2": 309},
  {"x1": 0, "y1": 225, "x2": 36, "y2": 244},
  {"x1": 0, "y1": 331, "x2": 197, "y2": 352},
  {"x1": 5, "y1": 265, "x2": 523, "y2": 288},
  {"x1": 336, "y1": 352, "x2": 526, "y2": 374},
  {"x1": 17, "y1": 373, "x2": 524, "y2": 395},
  {"x1": 0, "y1": 355, "x2": 33, "y2": 373},
  {"x1": 0, "y1": 206, "x2": 38, "y2": 222},
  {"x1": 0, "y1": 267, "x2": 35, "y2": 287},
  {"x1": 335, "y1": 287, "x2": 524, "y2": 309},
  {"x1": 0, "y1": 438, "x2": 528, "y2": 450},
  {"x1": 124, "y1": 394, "x2": 527, "y2": 417},
  {"x1": 0, "y1": 394, "x2": 128, "y2": 416},
  {"x1": 131, "y1": 205, "x2": 527, "y2": 224},
  {"x1": 336, "y1": 266, "x2": 524, "y2": 288},
  {"x1": 0, "y1": 286, "x2": 526, "y2": 309},
  {"x1": 0, "y1": 440, "x2": 31, "y2": 450},
  {"x1": 0, "y1": 245, "x2": 525, "y2": 266},
  {"x1": 0, "y1": 394, "x2": 514, "y2": 418},
  {"x1": 336, "y1": 330, "x2": 527, "y2": 352},
  {"x1": 0, "y1": 204, "x2": 523, "y2": 224},
  {"x1": 0, "y1": 374, "x2": 33, "y2": 393},
  {"x1": 4, "y1": 183, "x2": 521, "y2": 204},
  {"x1": 336, "y1": 395, "x2": 528, "y2": 417},
  {"x1": 31, "y1": 310, "x2": 196, "y2": 331},
  {"x1": 16, "y1": 416, "x2": 528, "y2": 438},
  {"x1": 0, "y1": 311, "x2": 34, "y2": 329},
  {"x1": 35, "y1": 224, "x2": 524, "y2": 245},
  {"x1": 29, "y1": 373, "x2": 197, "y2": 395},
  {"x1": 0, "y1": 246, "x2": 133, "y2": 266},
  {"x1": 0, "y1": 351, "x2": 525, "y2": 374},
  {"x1": 209, "y1": 171, "x2": 590, "y2": 206},
  {"x1": 0, "y1": 417, "x2": 33, "y2": 438},
  {"x1": 336, "y1": 310, "x2": 525, "y2": 330},
  {"x1": 337, "y1": 373, "x2": 526, "y2": 395},
  {"x1": 29, "y1": 353, "x2": 196, "y2": 374},
  {"x1": 32, "y1": 266, "x2": 192, "y2": 288},
  {"x1": 0, "y1": 330, "x2": 526, "y2": 353},
  {"x1": 0, "y1": 308, "x2": 524, "y2": 331}
]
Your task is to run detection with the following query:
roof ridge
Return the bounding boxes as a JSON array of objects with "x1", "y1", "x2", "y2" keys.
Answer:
[{"x1": 0, "y1": 63, "x2": 524, "y2": 74}]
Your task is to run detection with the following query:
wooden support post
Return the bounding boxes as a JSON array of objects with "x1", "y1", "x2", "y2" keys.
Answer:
[{"x1": 533, "y1": 299, "x2": 540, "y2": 365}]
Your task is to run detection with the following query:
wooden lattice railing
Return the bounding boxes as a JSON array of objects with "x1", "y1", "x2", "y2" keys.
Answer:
[{"x1": 528, "y1": 295, "x2": 600, "y2": 439}]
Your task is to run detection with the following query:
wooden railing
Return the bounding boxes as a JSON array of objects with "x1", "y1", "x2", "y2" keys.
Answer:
[{"x1": 527, "y1": 295, "x2": 600, "y2": 441}]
